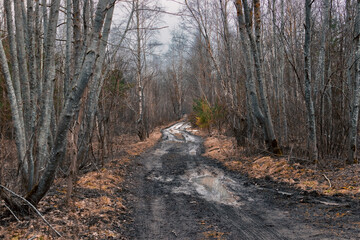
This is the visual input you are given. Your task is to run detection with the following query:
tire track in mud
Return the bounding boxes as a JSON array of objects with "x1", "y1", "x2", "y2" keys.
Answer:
[{"x1": 123, "y1": 122, "x2": 345, "y2": 240}]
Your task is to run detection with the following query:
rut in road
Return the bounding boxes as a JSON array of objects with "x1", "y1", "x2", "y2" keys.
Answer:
[{"x1": 125, "y1": 122, "x2": 333, "y2": 240}]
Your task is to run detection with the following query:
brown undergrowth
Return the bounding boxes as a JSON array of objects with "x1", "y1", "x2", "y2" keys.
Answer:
[
  {"x1": 203, "y1": 133, "x2": 360, "y2": 198},
  {"x1": 0, "y1": 125, "x2": 164, "y2": 239}
]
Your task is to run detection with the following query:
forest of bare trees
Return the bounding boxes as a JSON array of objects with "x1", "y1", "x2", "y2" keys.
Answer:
[
  {"x1": 183, "y1": 0, "x2": 360, "y2": 164},
  {"x1": 0, "y1": 0, "x2": 359, "y2": 214}
]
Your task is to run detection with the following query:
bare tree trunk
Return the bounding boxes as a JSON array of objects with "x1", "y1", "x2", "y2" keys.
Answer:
[
  {"x1": 235, "y1": 0, "x2": 266, "y2": 138},
  {"x1": 14, "y1": 0, "x2": 31, "y2": 141},
  {"x1": 39, "y1": 0, "x2": 48, "y2": 96},
  {"x1": 315, "y1": 0, "x2": 330, "y2": 158},
  {"x1": 64, "y1": 0, "x2": 72, "y2": 99},
  {"x1": 314, "y1": 0, "x2": 330, "y2": 101},
  {"x1": 26, "y1": 0, "x2": 116, "y2": 206},
  {"x1": 26, "y1": 0, "x2": 37, "y2": 189},
  {"x1": 0, "y1": 40, "x2": 28, "y2": 189},
  {"x1": 135, "y1": 0, "x2": 146, "y2": 141},
  {"x1": 346, "y1": 0, "x2": 354, "y2": 110},
  {"x1": 4, "y1": 0, "x2": 34, "y2": 190},
  {"x1": 4, "y1": 0, "x2": 23, "y2": 120},
  {"x1": 348, "y1": 0, "x2": 360, "y2": 164},
  {"x1": 220, "y1": 0, "x2": 245, "y2": 144},
  {"x1": 278, "y1": 0, "x2": 287, "y2": 144},
  {"x1": 34, "y1": 0, "x2": 41, "y2": 99},
  {"x1": 271, "y1": 0, "x2": 281, "y2": 140},
  {"x1": 304, "y1": 0, "x2": 318, "y2": 162},
  {"x1": 73, "y1": 0, "x2": 82, "y2": 82},
  {"x1": 241, "y1": 0, "x2": 281, "y2": 154},
  {"x1": 37, "y1": 0, "x2": 61, "y2": 179},
  {"x1": 77, "y1": 4, "x2": 115, "y2": 166}
]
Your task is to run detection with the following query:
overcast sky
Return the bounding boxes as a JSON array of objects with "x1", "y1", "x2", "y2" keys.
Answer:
[
  {"x1": 112, "y1": 0, "x2": 184, "y2": 55},
  {"x1": 157, "y1": 0, "x2": 182, "y2": 53}
]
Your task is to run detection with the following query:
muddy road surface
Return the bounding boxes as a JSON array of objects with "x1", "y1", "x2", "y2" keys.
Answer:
[{"x1": 122, "y1": 123, "x2": 359, "y2": 239}]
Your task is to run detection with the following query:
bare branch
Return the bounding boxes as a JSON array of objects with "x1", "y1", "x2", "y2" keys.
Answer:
[
  {"x1": 3, "y1": 202, "x2": 20, "y2": 222},
  {"x1": 0, "y1": 185, "x2": 62, "y2": 237}
]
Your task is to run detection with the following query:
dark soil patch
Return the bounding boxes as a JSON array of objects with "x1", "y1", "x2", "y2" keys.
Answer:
[{"x1": 121, "y1": 123, "x2": 360, "y2": 239}]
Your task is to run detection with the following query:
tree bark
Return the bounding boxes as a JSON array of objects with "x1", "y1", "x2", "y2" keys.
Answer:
[
  {"x1": 279, "y1": 0, "x2": 287, "y2": 143},
  {"x1": 0, "y1": 40, "x2": 28, "y2": 190},
  {"x1": 4, "y1": 0, "x2": 23, "y2": 120},
  {"x1": 235, "y1": 0, "x2": 266, "y2": 136},
  {"x1": 304, "y1": 0, "x2": 318, "y2": 162},
  {"x1": 37, "y1": 0, "x2": 61, "y2": 179},
  {"x1": 64, "y1": 0, "x2": 73, "y2": 99},
  {"x1": 348, "y1": 0, "x2": 360, "y2": 164},
  {"x1": 26, "y1": 0, "x2": 116, "y2": 206},
  {"x1": 135, "y1": 0, "x2": 146, "y2": 141},
  {"x1": 77, "y1": 3, "x2": 115, "y2": 166},
  {"x1": 240, "y1": 0, "x2": 281, "y2": 154}
]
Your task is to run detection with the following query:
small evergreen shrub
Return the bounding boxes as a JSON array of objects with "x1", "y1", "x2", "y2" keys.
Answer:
[{"x1": 190, "y1": 98, "x2": 227, "y2": 131}]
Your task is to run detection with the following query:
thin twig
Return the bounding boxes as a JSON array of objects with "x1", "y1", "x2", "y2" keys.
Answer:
[
  {"x1": 322, "y1": 174, "x2": 332, "y2": 188},
  {"x1": 4, "y1": 203, "x2": 20, "y2": 222},
  {"x1": 0, "y1": 185, "x2": 62, "y2": 237}
]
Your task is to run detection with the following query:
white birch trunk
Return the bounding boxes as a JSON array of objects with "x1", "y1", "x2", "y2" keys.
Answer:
[{"x1": 136, "y1": 0, "x2": 145, "y2": 140}]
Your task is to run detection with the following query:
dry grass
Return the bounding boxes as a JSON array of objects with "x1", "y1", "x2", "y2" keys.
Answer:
[
  {"x1": 203, "y1": 133, "x2": 360, "y2": 198},
  {"x1": 0, "y1": 124, "x2": 166, "y2": 239}
]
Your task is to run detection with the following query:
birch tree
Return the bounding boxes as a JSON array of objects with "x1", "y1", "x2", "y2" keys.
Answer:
[
  {"x1": 0, "y1": 0, "x2": 117, "y2": 207},
  {"x1": 135, "y1": 0, "x2": 147, "y2": 140},
  {"x1": 234, "y1": 0, "x2": 266, "y2": 144},
  {"x1": 237, "y1": 0, "x2": 281, "y2": 154},
  {"x1": 304, "y1": 0, "x2": 318, "y2": 162}
]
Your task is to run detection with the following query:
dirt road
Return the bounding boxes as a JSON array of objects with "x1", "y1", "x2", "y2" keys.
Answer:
[{"x1": 122, "y1": 123, "x2": 359, "y2": 239}]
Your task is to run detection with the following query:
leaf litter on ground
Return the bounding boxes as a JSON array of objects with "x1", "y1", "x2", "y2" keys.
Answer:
[{"x1": 0, "y1": 125, "x2": 164, "y2": 240}]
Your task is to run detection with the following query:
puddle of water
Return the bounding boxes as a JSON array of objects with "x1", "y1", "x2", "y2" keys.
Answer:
[
  {"x1": 192, "y1": 176, "x2": 237, "y2": 205},
  {"x1": 162, "y1": 122, "x2": 199, "y2": 144},
  {"x1": 173, "y1": 167, "x2": 241, "y2": 206},
  {"x1": 162, "y1": 124, "x2": 239, "y2": 206}
]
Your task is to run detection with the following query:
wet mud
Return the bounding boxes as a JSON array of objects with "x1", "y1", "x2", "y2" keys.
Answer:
[{"x1": 122, "y1": 122, "x2": 360, "y2": 239}]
